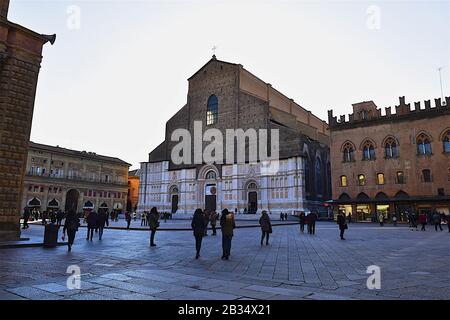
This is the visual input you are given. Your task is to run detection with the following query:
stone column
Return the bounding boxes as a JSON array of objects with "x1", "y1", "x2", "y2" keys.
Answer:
[{"x1": 0, "y1": 9, "x2": 55, "y2": 240}]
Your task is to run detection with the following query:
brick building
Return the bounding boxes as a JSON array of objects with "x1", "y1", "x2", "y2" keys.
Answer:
[
  {"x1": 328, "y1": 96, "x2": 450, "y2": 221},
  {"x1": 22, "y1": 142, "x2": 130, "y2": 215},
  {"x1": 127, "y1": 169, "x2": 140, "y2": 212},
  {"x1": 0, "y1": 1, "x2": 55, "y2": 240},
  {"x1": 139, "y1": 56, "x2": 331, "y2": 216}
]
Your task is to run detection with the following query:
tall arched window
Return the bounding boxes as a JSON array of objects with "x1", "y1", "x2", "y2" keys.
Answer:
[
  {"x1": 206, "y1": 95, "x2": 218, "y2": 125},
  {"x1": 304, "y1": 160, "x2": 311, "y2": 194},
  {"x1": 442, "y1": 130, "x2": 450, "y2": 153},
  {"x1": 342, "y1": 142, "x2": 355, "y2": 162},
  {"x1": 362, "y1": 140, "x2": 376, "y2": 160},
  {"x1": 416, "y1": 133, "x2": 432, "y2": 155},
  {"x1": 315, "y1": 158, "x2": 322, "y2": 196},
  {"x1": 384, "y1": 137, "x2": 398, "y2": 159}
]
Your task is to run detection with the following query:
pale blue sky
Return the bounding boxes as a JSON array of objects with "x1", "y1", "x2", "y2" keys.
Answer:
[{"x1": 8, "y1": 0, "x2": 450, "y2": 169}]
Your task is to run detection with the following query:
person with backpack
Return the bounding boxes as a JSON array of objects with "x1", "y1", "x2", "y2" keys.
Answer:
[
  {"x1": 148, "y1": 207, "x2": 160, "y2": 247},
  {"x1": 191, "y1": 208, "x2": 206, "y2": 259},
  {"x1": 220, "y1": 209, "x2": 235, "y2": 260},
  {"x1": 337, "y1": 210, "x2": 347, "y2": 240},
  {"x1": 62, "y1": 210, "x2": 80, "y2": 252},
  {"x1": 259, "y1": 210, "x2": 272, "y2": 246}
]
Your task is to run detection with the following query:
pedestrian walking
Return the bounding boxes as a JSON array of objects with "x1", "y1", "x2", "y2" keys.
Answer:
[
  {"x1": 133, "y1": 211, "x2": 137, "y2": 221},
  {"x1": 308, "y1": 212, "x2": 317, "y2": 235},
  {"x1": 418, "y1": 212, "x2": 427, "y2": 231},
  {"x1": 432, "y1": 212, "x2": 443, "y2": 231},
  {"x1": 378, "y1": 213, "x2": 384, "y2": 226},
  {"x1": 149, "y1": 207, "x2": 160, "y2": 247},
  {"x1": 220, "y1": 209, "x2": 235, "y2": 260},
  {"x1": 204, "y1": 210, "x2": 210, "y2": 236},
  {"x1": 259, "y1": 210, "x2": 272, "y2": 246},
  {"x1": 141, "y1": 211, "x2": 147, "y2": 227},
  {"x1": 42, "y1": 210, "x2": 48, "y2": 225},
  {"x1": 392, "y1": 214, "x2": 397, "y2": 226},
  {"x1": 86, "y1": 211, "x2": 98, "y2": 241},
  {"x1": 62, "y1": 209, "x2": 80, "y2": 252},
  {"x1": 299, "y1": 212, "x2": 306, "y2": 233},
  {"x1": 125, "y1": 211, "x2": 132, "y2": 229},
  {"x1": 280, "y1": 212, "x2": 284, "y2": 221},
  {"x1": 284, "y1": 213, "x2": 288, "y2": 221},
  {"x1": 210, "y1": 211, "x2": 218, "y2": 236},
  {"x1": 191, "y1": 208, "x2": 206, "y2": 259},
  {"x1": 337, "y1": 210, "x2": 347, "y2": 240},
  {"x1": 97, "y1": 210, "x2": 109, "y2": 240},
  {"x1": 22, "y1": 206, "x2": 31, "y2": 229},
  {"x1": 56, "y1": 210, "x2": 64, "y2": 227},
  {"x1": 347, "y1": 213, "x2": 352, "y2": 223}
]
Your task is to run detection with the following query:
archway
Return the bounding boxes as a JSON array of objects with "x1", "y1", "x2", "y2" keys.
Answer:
[
  {"x1": 246, "y1": 182, "x2": 258, "y2": 214},
  {"x1": 169, "y1": 186, "x2": 179, "y2": 214},
  {"x1": 65, "y1": 189, "x2": 79, "y2": 212}
]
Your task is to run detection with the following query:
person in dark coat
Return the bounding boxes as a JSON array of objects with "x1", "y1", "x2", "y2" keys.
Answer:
[
  {"x1": 432, "y1": 212, "x2": 442, "y2": 231},
  {"x1": 418, "y1": 212, "x2": 427, "y2": 231},
  {"x1": 337, "y1": 211, "x2": 347, "y2": 240},
  {"x1": 86, "y1": 211, "x2": 98, "y2": 241},
  {"x1": 56, "y1": 210, "x2": 64, "y2": 227},
  {"x1": 191, "y1": 208, "x2": 206, "y2": 259},
  {"x1": 149, "y1": 207, "x2": 160, "y2": 247},
  {"x1": 299, "y1": 212, "x2": 306, "y2": 233},
  {"x1": 259, "y1": 210, "x2": 272, "y2": 246},
  {"x1": 125, "y1": 211, "x2": 132, "y2": 229},
  {"x1": 308, "y1": 212, "x2": 317, "y2": 235},
  {"x1": 210, "y1": 211, "x2": 218, "y2": 236},
  {"x1": 220, "y1": 209, "x2": 236, "y2": 260},
  {"x1": 22, "y1": 206, "x2": 31, "y2": 229},
  {"x1": 97, "y1": 211, "x2": 109, "y2": 240},
  {"x1": 62, "y1": 210, "x2": 80, "y2": 252}
]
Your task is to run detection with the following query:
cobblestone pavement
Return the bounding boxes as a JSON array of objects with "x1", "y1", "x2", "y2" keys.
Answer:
[{"x1": 0, "y1": 222, "x2": 449, "y2": 300}]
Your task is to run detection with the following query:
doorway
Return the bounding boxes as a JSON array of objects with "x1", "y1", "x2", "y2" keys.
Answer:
[{"x1": 248, "y1": 191, "x2": 257, "y2": 214}]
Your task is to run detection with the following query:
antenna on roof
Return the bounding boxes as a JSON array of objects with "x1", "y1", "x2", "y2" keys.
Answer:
[
  {"x1": 212, "y1": 45, "x2": 217, "y2": 59},
  {"x1": 438, "y1": 67, "x2": 445, "y2": 104}
]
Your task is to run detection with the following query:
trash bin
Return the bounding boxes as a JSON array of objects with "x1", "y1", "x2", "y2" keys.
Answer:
[{"x1": 43, "y1": 223, "x2": 59, "y2": 248}]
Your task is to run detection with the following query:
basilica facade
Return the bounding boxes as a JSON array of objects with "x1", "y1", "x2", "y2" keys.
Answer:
[{"x1": 138, "y1": 56, "x2": 331, "y2": 216}]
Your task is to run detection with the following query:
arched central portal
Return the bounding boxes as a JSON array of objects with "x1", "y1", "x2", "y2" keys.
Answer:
[
  {"x1": 65, "y1": 189, "x2": 79, "y2": 212},
  {"x1": 246, "y1": 182, "x2": 258, "y2": 214},
  {"x1": 170, "y1": 186, "x2": 179, "y2": 214}
]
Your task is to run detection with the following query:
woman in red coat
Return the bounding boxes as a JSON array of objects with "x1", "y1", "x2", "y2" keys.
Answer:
[{"x1": 418, "y1": 213, "x2": 427, "y2": 231}]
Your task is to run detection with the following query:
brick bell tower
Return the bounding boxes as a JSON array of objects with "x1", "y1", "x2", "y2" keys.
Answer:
[{"x1": 0, "y1": 0, "x2": 55, "y2": 240}]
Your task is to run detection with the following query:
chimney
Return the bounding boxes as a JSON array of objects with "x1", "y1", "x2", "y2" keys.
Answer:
[{"x1": 0, "y1": 0, "x2": 9, "y2": 20}]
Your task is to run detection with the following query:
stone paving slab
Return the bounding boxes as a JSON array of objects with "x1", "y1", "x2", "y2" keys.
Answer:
[{"x1": 0, "y1": 223, "x2": 448, "y2": 300}]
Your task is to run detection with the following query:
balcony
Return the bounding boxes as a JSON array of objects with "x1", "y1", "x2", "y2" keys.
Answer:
[{"x1": 25, "y1": 172, "x2": 128, "y2": 187}]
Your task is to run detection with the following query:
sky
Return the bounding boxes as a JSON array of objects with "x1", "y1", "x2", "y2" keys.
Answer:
[{"x1": 8, "y1": 0, "x2": 450, "y2": 170}]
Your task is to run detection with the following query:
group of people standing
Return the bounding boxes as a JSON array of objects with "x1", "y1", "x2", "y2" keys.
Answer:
[
  {"x1": 191, "y1": 208, "x2": 234, "y2": 259},
  {"x1": 298, "y1": 212, "x2": 318, "y2": 235}
]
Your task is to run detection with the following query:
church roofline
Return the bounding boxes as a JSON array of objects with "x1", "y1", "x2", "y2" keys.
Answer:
[{"x1": 187, "y1": 56, "x2": 238, "y2": 81}]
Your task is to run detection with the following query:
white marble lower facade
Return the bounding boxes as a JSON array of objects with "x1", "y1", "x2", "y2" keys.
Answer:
[{"x1": 138, "y1": 157, "x2": 309, "y2": 215}]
